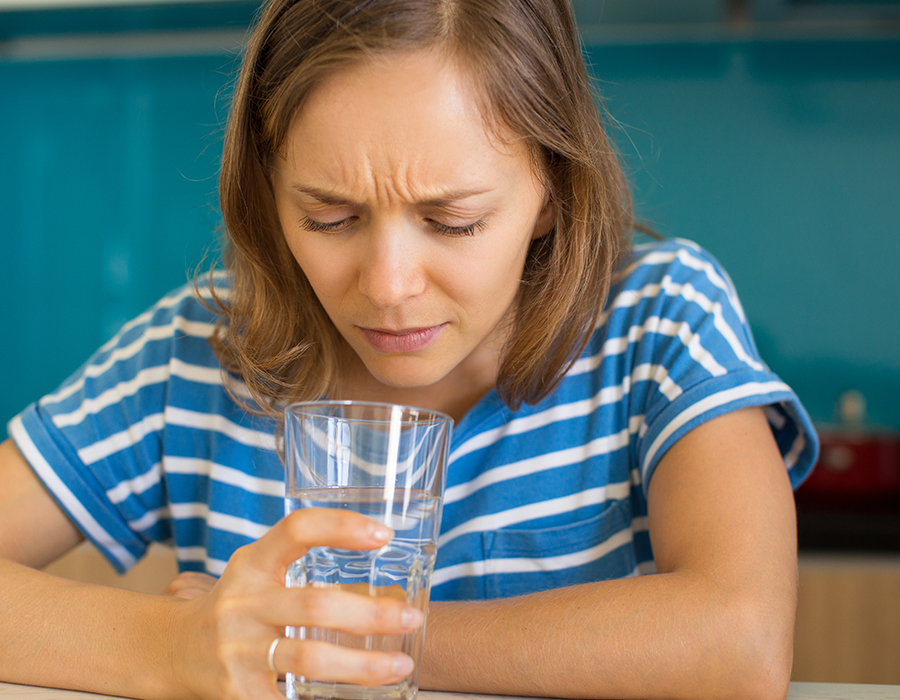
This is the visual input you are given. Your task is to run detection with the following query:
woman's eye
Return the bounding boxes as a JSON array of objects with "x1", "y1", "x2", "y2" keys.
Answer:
[
  {"x1": 299, "y1": 216, "x2": 352, "y2": 233},
  {"x1": 429, "y1": 219, "x2": 487, "y2": 237}
]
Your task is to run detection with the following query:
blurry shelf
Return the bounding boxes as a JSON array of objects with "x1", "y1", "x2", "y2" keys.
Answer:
[
  {"x1": 0, "y1": 0, "x2": 248, "y2": 9},
  {"x1": 0, "y1": 0, "x2": 258, "y2": 39},
  {"x1": 577, "y1": 20, "x2": 900, "y2": 45},
  {"x1": 797, "y1": 506, "x2": 900, "y2": 553},
  {"x1": 755, "y1": 0, "x2": 900, "y2": 22}
]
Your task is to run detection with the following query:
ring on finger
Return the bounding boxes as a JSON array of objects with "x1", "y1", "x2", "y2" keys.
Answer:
[{"x1": 267, "y1": 636, "x2": 283, "y2": 673}]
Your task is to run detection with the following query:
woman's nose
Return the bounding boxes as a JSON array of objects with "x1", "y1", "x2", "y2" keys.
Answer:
[{"x1": 357, "y1": 226, "x2": 426, "y2": 309}]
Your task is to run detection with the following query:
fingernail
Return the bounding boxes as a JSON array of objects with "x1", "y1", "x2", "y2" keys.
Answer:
[
  {"x1": 392, "y1": 654, "x2": 414, "y2": 676},
  {"x1": 370, "y1": 523, "x2": 392, "y2": 541},
  {"x1": 401, "y1": 606, "x2": 423, "y2": 629}
]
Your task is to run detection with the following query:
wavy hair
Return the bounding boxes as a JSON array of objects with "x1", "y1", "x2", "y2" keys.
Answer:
[{"x1": 208, "y1": 0, "x2": 636, "y2": 423}]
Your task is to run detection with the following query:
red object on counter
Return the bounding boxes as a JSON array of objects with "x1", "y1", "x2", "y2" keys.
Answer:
[{"x1": 796, "y1": 428, "x2": 900, "y2": 506}]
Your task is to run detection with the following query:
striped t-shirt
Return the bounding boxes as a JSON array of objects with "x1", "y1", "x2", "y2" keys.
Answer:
[{"x1": 9, "y1": 238, "x2": 817, "y2": 601}]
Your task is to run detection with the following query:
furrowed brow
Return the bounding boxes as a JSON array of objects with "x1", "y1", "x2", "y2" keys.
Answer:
[
  {"x1": 291, "y1": 184, "x2": 491, "y2": 207},
  {"x1": 417, "y1": 189, "x2": 491, "y2": 207},
  {"x1": 291, "y1": 186, "x2": 353, "y2": 206}
]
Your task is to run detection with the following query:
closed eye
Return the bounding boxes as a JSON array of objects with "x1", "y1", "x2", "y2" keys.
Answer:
[
  {"x1": 299, "y1": 216, "x2": 486, "y2": 236},
  {"x1": 429, "y1": 219, "x2": 487, "y2": 237},
  {"x1": 299, "y1": 216, "x2": 353, "y2": 233}
]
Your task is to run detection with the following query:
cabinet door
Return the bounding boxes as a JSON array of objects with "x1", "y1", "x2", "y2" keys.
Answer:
[
  {"x1": 43, "y1": 541, "x2": 179, "y2": 595},
  {"x1": 793, "y1": 555, "x2": 900, "y2": 684}
]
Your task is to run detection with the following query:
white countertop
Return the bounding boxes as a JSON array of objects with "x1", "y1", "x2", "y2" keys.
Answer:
[{"x1": 2, "y1": 682, "x2": 900, "y2": 700}]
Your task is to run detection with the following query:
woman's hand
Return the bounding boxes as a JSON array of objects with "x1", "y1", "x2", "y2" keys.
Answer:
[{"x1": 170, "y1": 508, "x2": 423, "y2": 700}]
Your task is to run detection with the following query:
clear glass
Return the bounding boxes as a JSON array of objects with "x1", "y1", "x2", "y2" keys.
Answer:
[{"x1": 283, "y1": 401, "x2": 453, "y2": 700}]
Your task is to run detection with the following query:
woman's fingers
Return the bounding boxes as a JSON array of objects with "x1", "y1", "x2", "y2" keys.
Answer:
[
  {"x1": 271, "y1": 638, "x2": 414, "y2": 687},
  {"x1": 258, "y1": 585, "x2": 423, "y2": 634},
  {"x1": 169, "y1": 509, "x2": 416, "y2": 700},
  {"x1": 248, "y1": 508, "x2": 393, "y2": 575}
]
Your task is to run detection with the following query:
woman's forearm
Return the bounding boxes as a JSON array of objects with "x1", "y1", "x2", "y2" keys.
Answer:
[
  {"x1": 0, "y1": 557, "x2": 187, "y2": 700},
  {"x1": 420, "y1": 568, "x2": 795, "y2": 700},
  {"x1": 418, "y1": 408, "x2": 797, "y2": 700},
  {"x1": 0, "y1": 509, "x2": 428, "y2": 700}
]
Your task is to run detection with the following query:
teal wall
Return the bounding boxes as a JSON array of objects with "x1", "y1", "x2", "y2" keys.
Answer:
[
  {"x1": 2, "y1": 14, "x2": 899, "y2": 439},
  {"x1": 1, "y1": 54, "x2": 235, "y2": 439},
  {"x1": 588, "y1": 38, "x2": 900, "y2": 430}
]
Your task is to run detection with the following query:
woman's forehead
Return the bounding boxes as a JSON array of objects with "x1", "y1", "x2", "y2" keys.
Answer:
[
  {"x1": 292, "y1": 50, "x2": 482, "y2": 135},
  {"x1": 276, "y1": 50, "x2": 536, "y2": 199}
]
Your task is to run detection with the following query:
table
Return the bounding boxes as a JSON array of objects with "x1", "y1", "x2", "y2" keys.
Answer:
[{"x1": 2, "y1": 682, "x2": 899, "y2": 700}]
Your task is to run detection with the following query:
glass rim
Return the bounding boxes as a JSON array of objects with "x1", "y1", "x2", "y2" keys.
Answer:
[{"x1": 285, "y1": 400, "x2": 454, "y2": 426}]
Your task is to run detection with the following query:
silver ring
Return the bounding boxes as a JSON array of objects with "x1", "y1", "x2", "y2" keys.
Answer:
[{"x1": 267, "y1": 636, "x2": 283, "y2": 673}]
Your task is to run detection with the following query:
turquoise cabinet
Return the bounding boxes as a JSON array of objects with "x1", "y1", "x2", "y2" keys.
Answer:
[{"x1": 1, "y1": 54, "x2": 232, "y2": 432}]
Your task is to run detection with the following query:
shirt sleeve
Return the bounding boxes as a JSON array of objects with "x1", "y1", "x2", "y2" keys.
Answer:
[
  {"x1": 614, "y1": 239, "x2": 819, "y2": 495},
  {"x1": 6, "y1": 281, "x2": 221, "y2": 573}
]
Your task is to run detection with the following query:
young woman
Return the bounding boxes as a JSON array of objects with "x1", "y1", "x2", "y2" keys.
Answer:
[{"x1": 0, "y1": 1, "x2": 817, "y2": 699}]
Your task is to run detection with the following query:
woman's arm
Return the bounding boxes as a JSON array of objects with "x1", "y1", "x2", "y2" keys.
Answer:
[
  {"x1": 0, "y1": 438, "x2": 423, "y2": 700},
  {"x1": 0, "y1": 439, "x2": 85, "y2": 567},
  {"x1": 0, "y1": 438, "x2": 179, "y2": 698},
  {"x1": 419, "y1": 406, "x2": 798, "y2": 700}
]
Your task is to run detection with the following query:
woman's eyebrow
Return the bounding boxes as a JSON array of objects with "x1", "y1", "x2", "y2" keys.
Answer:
[
  {"x1": 418, "y1": 189, "x2": 492, "y2": 207},
  {"x1": 290, "y1": 184, "x2": 491, "y2": 206},
  {"x1": 291, "y1": 185, "x2": 352, "y2": 206}
]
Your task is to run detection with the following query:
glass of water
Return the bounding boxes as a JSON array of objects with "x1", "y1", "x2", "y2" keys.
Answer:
[{"x1": 283, "y1": 401, "x2": 453, "y2": 700}]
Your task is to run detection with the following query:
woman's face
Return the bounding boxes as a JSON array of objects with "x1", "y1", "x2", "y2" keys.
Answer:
[{"x1": 271, "y1": 50, "x2": 554, "y2": 397}]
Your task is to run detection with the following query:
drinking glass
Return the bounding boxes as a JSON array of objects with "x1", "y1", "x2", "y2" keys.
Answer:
[{"x1": 283, "y1": 401, "x2": 453, "y2": 700}]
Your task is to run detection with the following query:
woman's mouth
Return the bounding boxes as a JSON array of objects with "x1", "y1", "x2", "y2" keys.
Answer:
[{"x1": 358, "y1": 324, "x2": 446, "y2": 353}]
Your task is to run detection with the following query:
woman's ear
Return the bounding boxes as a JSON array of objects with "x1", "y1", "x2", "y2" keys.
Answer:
[{"x1": 532, "y1": 194, "x2": 556, "y2": 240}]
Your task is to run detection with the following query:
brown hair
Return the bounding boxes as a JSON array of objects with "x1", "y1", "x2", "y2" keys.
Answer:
[{"x1": 208, "y1": 0, "x2": 636, "y2": 422}]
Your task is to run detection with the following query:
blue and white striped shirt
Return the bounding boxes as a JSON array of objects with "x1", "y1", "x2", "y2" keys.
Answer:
[{"x1": 9, "y1": 238, "x2": 817, "y2": 600}]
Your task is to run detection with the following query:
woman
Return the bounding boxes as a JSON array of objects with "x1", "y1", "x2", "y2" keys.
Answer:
[{"x1": 0, "y1": 1, "x2": 817, "y2": 699}]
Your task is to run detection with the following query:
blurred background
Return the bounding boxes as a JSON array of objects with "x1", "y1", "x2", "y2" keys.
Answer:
[{"x1": 1, "y1": 0, "x2": 899, "y2": 685}]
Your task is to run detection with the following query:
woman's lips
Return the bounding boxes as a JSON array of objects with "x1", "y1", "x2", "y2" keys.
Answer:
[{"x1": 358, "y1": 324, "x2": 446, "y2": 353}]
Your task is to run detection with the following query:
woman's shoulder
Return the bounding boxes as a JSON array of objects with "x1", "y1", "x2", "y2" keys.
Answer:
[
  {"x1": 101, "y1": 271, "x2": 232, "y2": 349},
  {"x1": 608, "y1": 237, "x2": 745, "y2": 320},
  {"x1": 156, "y1": 270, "x2": 232, "y2": 321},
  {"x1": 43, "y1": 271, "x2": 235, "y2": 403},
  {"x1": 620, "y1": 237, "x2": 730, "y2": 286}
]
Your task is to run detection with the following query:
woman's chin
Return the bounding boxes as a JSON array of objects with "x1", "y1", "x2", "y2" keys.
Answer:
[{"x1": 359, "y1": 357, "x2": 452, "y2": 394}]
